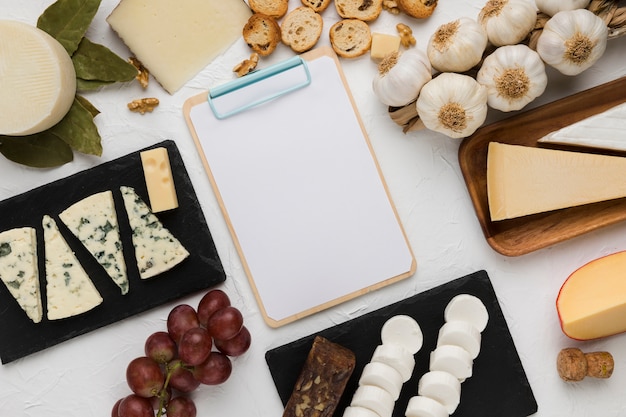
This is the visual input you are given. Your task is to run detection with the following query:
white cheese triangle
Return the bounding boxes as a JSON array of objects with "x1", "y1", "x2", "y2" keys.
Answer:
[
  {"x1": 0, "y1": 227, "x2": 43, "y2": 323},
  {"x1": 59, "y1": 191, "x2": 129, "y2": 294},
  {"x1": 42, "y1": 215, "x2": 103, "y2": 320},
  {"x1": 487, "y1": 142, "x2": 626, "y2": 221},
  {"x1": 120, "y1": 186, "x2": 189, "y2": 279},
  {"x1": 538, "y1": 102, "x2": 626, "y2": 151}
]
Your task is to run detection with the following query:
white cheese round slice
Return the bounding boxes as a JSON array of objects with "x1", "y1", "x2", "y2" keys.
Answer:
[
  {"x1": 350, "y1": 385, "x2": 395, "y2": 417},
  {"x1": 0, "y1": 20, "x2": 76, "y2": 136},
  {"x1": 444, "y1": 294, "x2": 489, "y2": 332},
  {"x1": 371, "y1": 343, "x2": 415, "y2": 382},
  {"x1": 343, "y1": 406, "x2": 381, "y2": 417},
  {"x1": 405, "y1": 395, "x2": 449, "y2": 417},
  {"x1": 436, "y1": 320, "x2": 482, "y2": 359},
  {"x1": 380, "y1": 314, "x2": 423, "y2": 354},
  {"x1": 417, "y1": 371, "x2": 461, "y2": 414},
  {"x1": 359, "y1": 361, "x2": 404, "y2": 400},
  {"x1": 429, "y1": 344, "x2": 473, "y2": 382}
]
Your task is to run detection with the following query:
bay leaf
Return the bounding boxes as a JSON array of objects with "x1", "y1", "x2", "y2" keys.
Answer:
[
  {"x1": 50, "y1": 98, "x2": 103, "y2": 156},
  {"x1": 36, "y1": 0, "x2": 102, "y2": 56},
  {"x1": 76, "y1": 78, "x2": 115, "y2": 91},
  {"x1": 0, "y1": 133, "x2": 73, "y2": 168},
  {"x1": 76, "y1": 95, "x2": 100, "y2": 117},
  {"x1": 72, "y1": 37, "x2": 138, "y2": 83}
]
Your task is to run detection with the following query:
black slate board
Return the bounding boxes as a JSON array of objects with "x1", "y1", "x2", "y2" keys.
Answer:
[
  {"x1": 0, "y1": 140, "x2": 226, "y2": 364},
  {"x1": 266, "y1": 270, "x2": 538, "y2": 417}
]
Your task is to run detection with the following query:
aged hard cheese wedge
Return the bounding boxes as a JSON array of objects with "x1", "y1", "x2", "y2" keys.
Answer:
[
  {"x1": 120, "y1": 186, "x2": 189, "y2": 279},
  {"x1": 59, "y1": 191, "x2": 129, "y2": 294},
  {"x1": 43, "y1": 215, "x2": 103, "y2": 320},
  {"x1": 140, "y1": 147, "x2": 179, "y2": 213},
  {"x1": 0, "y1": 227, "x2": 42, "y2": 323},
  {"x1": 106, "y1": 0, "x2": 252, "y2": 94},
  {"x1": 557, "y1": 251, "x2": 626, "y2": 340},
  {"x1": 487, "y1": 142, "x2": 626, "y2": 221},
  {"x1": 0, "y1": 20, "x2": 76, "y2": 135},
  {"x1": 538, "y1": 102, "x2": 626, "y2": 152}
]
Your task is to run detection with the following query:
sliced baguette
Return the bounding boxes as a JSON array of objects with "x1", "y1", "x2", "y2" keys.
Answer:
[
  {"x1": 335, "y1": 0, "x2": 383, "y2": 21},
  {"x1": 301, "y1": 0, "x2": 332, "y2": 12},
  {"x1": 281, "y1": 6, "x2": 323, "y2": 53},
  {"x1": 330, "y1": 19, "x2": 372, "y2": 58},
  {"x1": 243, "y1": 13, "x2": 281, "y2": 56},
  {"x1": 249, "y1": 0, "x2": 289, "y2": 19}
]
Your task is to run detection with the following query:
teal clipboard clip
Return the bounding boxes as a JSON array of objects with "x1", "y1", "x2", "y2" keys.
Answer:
[{"x1": 207, "y1": 56, "x2": 312, "y2": 119}]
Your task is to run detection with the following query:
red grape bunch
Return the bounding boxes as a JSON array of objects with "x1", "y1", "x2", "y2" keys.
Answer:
[{"x1": 112, "y1": 289, "x2": 252, "y2": 417}]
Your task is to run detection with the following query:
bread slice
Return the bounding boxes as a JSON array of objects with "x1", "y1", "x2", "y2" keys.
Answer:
[
  {"x1": 243, "y1": 13, "x2": 281, "y2": 56},
  {"x1": 249, "y1": 0, "x2": 288, "y2": 19},
  {"x1": 281, "y1": 7, "x2": 323, "y2": 53},
  {"x1": 330, "y1": 19, "x2": 372, "y2": 58},
  {"x1": 397, "y1": 0, "x2": 438, "y2": 18},
  {"x1": 301, "y1": 0, "x2": 332, "y2": 13},
  {"x1": 335, "y1": 0, "x2": 383, "y2": 21}
]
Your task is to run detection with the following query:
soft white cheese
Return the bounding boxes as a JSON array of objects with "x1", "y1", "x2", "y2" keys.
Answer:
[
  {"x1": 59, "y1": 191, "x2": 129, "y2": 295},
  {"x1": 120, "y1": 186, "x2": 189, "y2": 279},
  {"x1": 0, "y1": 20, "x2": 76, "y2": 136},
  {"x1": 0, "y1": 227, "x2": 42, "y2": 323},
  {"x1": 43, "y1": 215, "x2": 103, "y2": 320}
]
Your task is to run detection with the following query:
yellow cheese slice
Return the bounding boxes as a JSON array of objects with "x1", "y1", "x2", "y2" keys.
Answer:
[
  {"x1": 557, "y1": 251, "x2": 626, "y2": 340},
  {"x1": 0, "y1": 20, "x2": 76, "y2": 136},
  {"x1": 370, "y1": 33, "x2": 401, "y2": 60},
  {"x1": 140, "y1": 147, "x2": 179, "y2": 213},
  {"x1": 106, "y1": 0, "x2": 252, "y2": 94},
  {"x1": 487, "y1": 142, "x2": 626, "y2": 221}
]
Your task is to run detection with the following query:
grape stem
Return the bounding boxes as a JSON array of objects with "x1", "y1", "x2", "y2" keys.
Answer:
[{"x1": 156, "y1": 360, "x2": 185, "y2": 417}]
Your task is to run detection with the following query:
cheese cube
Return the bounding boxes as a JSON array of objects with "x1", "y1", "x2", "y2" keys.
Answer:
[
  {"x1": 141, "y1": 147, "x2": 179, "y2": 212},
  {"x1": 106, "y1": 0, "x2": 252, "y2": 94},
  {"x1": 370, "y1": 33, "x2": 401, "y2": 60}
]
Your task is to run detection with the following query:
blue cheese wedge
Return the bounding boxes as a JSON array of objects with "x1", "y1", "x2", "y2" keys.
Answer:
[
  {"x1": 120, "y1": 186, "x2": 189, "y2": 279},
  {"x1": 538, "y1": 102, "x2": 626, "y2": 151},
  {"x1": 42, "y1": 215, "x2": 103, "y2": 320},
  {"x1": 59, "y1": 191, "x2": 129, "y2": 294},
  {"x1": 0, "y1": 227, "x2": 42, "y2": 323}
]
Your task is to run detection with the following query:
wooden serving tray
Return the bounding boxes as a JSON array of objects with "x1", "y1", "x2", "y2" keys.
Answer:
[{"x1": 459, "y1": 76, "x2": 626, "y2": 257}]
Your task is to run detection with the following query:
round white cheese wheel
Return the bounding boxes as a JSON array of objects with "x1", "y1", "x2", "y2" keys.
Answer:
[
  {"x1": 371, "y1": 343, "x2": 415, "y2": 382},
  {"x1": 350, "y1": 385, "x2": 395, "y2": 417},
  {"x1": 444, "y1": 294, "x2": 489, "y2": 332},
  {"x1": 381, "y1": 314, "x2": 423, "y2": 354},
  {"x1": 405, "y1": 395, "x2": 449, "y2": 417},
  {"x1": 417, "y1": 371, "x2": 461, "y2": 414},
  {"x1": 429, "y1": 344, "x2": 473, "y2": 382},
  {"x1": 343, "y1": 406, "x2": 381, "y2": 417},
  {"x1": 436, "y1": 320, "x2": 482, "y2": 359},
  {"x1": 358, "y1": 361, "x2": 404, "y2": 400},
  {"x1": 0, "y1": 20, "x2": 76, "y2": 136}
]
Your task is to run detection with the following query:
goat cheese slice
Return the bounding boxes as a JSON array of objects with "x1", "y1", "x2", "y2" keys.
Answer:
[
  {"x1": 120, "y1": 186, "x2": 189, "y2": 279},
  {"x1": 59, "y1": 191, "x2": 129, "y2": 294},
  {"x1": 43, "y1": 215, "x2": 103, "y2": 320},
  {"x1": 0, "y1": 227, "x2": 43, "y2": 323}
]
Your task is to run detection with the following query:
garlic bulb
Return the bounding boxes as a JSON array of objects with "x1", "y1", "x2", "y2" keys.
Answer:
[
  {"x1": 536, "y1": 9, "x2": 608, "y2": 76},
  {"x1": 476, "y1": 44, "x2": 547, "y2": 112},
  {"x1": 372, "y1": 49, "x2": 432, "y2": 107},
  {"x1": 427, "y1": 18, "x2": 488, "y2": 73},
  {"x1": 478, "y1": 0, "x2": 538, "y2": 46},
  {"x1": 535, "y1": 0, "x2": 591, "y2": 17},
  {"x1": 416, "y1": 73, "x2": 488, "y2": 139}
]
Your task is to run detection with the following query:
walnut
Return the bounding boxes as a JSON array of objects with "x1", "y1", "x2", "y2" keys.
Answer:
[
  {"x1": 397, "y1": 23, "x2": 416, "y2": 47},
  {"x1": 127, "y1": 98, "x2": 159, "y2": 114},
  {"x1": 233, "y1": 53, "x2": 259, "y2": 77},
  {"x1": 129, "y1": 57, "x2": 150, "y2": 88},
  {"x1": 383, "y1": 0, "x2": 400, "y2": 14}
]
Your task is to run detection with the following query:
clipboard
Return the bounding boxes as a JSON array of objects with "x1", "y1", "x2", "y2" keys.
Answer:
[{"x1": 183, "y1": 47, "x2": 416, "y2": 327}]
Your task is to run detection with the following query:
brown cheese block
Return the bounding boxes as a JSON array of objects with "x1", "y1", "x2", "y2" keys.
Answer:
[{"x1": 282, "y1": 336, "x2": 356, "y2": 417}]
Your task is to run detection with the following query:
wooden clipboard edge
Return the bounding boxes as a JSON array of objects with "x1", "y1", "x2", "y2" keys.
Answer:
[{"x1": 182, "y1": 46, "x2": 416, "y2": 328}]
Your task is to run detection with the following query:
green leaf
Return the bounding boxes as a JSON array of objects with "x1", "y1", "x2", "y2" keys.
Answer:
[
  {"x1": 76, "y1": 78, "x2": 115, "y2": 91},
  {"x1": 37, "y1": 0, "x2": 102, "y2": 56},
  {"x1": 76, "y1": 95, "x2": 100, "y2": 117},
  {"x1": 72, "y1": 37, "x2": 137, "y2": 83},
  {"x1": 0, "y1": 132, "x2": 73, "y2": 168},
  {"x1": 50, "y1": 98, "x2": 103, "y2": 156}
]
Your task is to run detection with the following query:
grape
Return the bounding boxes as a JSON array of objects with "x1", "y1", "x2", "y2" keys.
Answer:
[
  {"x1": 145, "y1": 331, "x2": 177, "y2": 364},
  {"x1": 197, "y1": 289, "x2": 230, "y2": 327},
  {"x1": 192, "y1": 351, "x2": 232, "y2": 385},
  {"x1": 168, "y1": 359, "x2": 201, "y2": 393},
  {"x1": 214, "y1": 325, "x2": 252, "y2": 356},
  {"x1": 126, "y1": 356, "x2": 165, "y2": 398},
  {"x1": 166, "y1": 396, "x2": 197, "y2": 417},
  {"x1": 112, "y1": 398, "x2": 122, "y2": 417},
  {"x1": 167, "y1": 304, "x2": 199, "y2": 343},
  {"x1": 117, "y1": 394, "x2": 154, "y2": 417},
  {"x1": 178, "y1": 327, "x2": 212, "y2": 366},
  {"x1": 206, "y1": 306, "x2": 243, "y2": 341}
]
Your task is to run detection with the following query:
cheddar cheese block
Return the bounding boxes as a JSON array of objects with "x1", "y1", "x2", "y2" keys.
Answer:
[
  {"x1": 0, "y1": 227, "x2": 42, "y2": 323},
  {"x1": 487, "y1": 142, "x2": 626, "y2": 221}
]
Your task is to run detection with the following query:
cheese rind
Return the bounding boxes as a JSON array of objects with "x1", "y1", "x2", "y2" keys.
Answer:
[
  {"x1": 557, "y1": 251, "x2": 626, "y2": 340},
  {"x1": 43, "y1": 215, "x2": 103, "y2": 320},
  {"x1": 0, "y1": 20, "x2": 76, "y2": 135},
  {"x1": 120, "y1": 186, "x2": 189, "y2": 279},
  {"x1": 487, "y1": 142, "x2": 626, "y2": 221},
  {"x1": 59, "y1": 191, "x2": 129, "y2": 294},
  {"x1": 140, "y1": 147, "x2": 179, "y2": 213},
  {"x1": 106, "y1": 0, "x2": 252, "y2": 94},
  {"x1": 0, "y1": 227, "x2": 42, "y2": 323}
]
